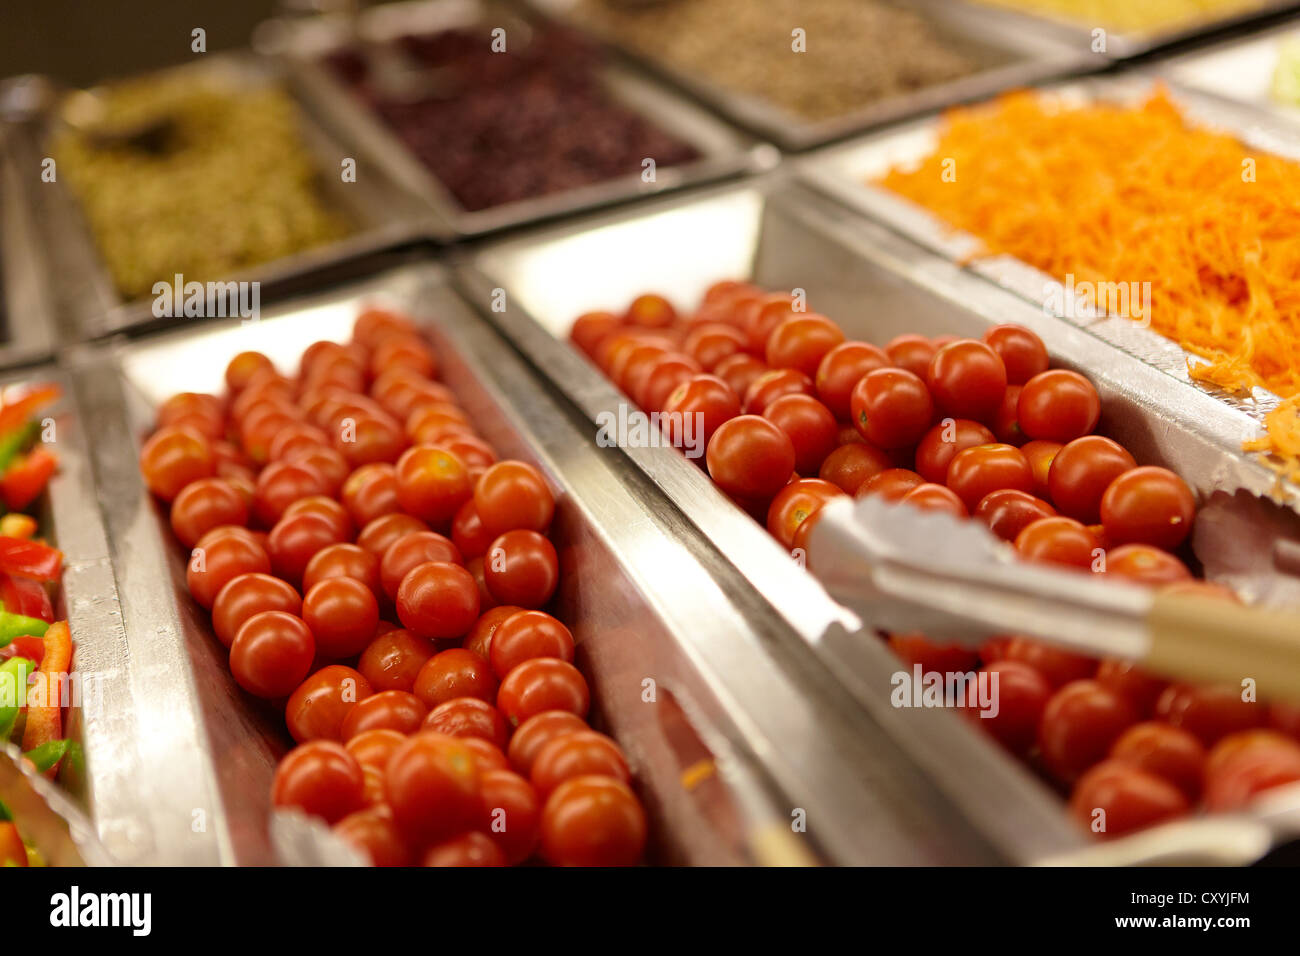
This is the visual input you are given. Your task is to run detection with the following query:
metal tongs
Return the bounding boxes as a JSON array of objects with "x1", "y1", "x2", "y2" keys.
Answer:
[
  {"x1": 809, "y1": 496, "x2": 1300, "y2": 702},
  {"x1": 0, "y1": 743, "x2": 113, "y2": 866}
]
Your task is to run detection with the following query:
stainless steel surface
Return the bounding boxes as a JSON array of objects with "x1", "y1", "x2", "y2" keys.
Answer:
[
  {"x1": 798, "y1": 73, "x2": 1300, "y2": 511},
  {"x1": 1157, "y1": 14, "x2": 1300, "y2": 120},
  {"x1": 943, "y1": 0, "x2": 1300, "y2": 59},
  {"x1": 256, "y1": 0, "x2": 775, "y2": 238},
  {"x1": 526, "y1": 0, "x2": 1104, "y2": 151},
  {"x1": 0, "y1": 97, "x2": 58, "y2": 370},
  {"x1": 460, "y1": 175, "x2": 1300, "y2": 863},
  {"x1": 0, "y1": 744, "x2": 114, "y2": 867},
  {"x1": 0, "y1": 363, "x2": 140, "y2": 864},
  {"x1": 5, "y1": 56, "x2": 427, "y2": 342},
  {"x1": 70, "y1": 260, "x2": 988, "y2": 865}
]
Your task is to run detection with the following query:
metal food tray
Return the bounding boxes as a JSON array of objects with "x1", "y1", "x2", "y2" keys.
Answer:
[
  {"x1": 0, "y1": 104, "x2": 57, "y2": 370},
  {"x1": 942, "y1": 0, "x2": 1300, "y2": 59},
  {"x1": 65, "y1": 258, "x2": 1007, "y2": 865},
  {"x1": 458, "y1": 175, "x2": 1300, "y2": 864},
  {"x1": 254, "y1": 0, "x2": 774, "y2": 239},
  {"x1": 1156, "y1": 14, "x2": 1300, "y2": 120},
  {"x1": 3, "y1": 56, "x2": 428, "y2": 343},
  {"x1": 798, "y1": 71, "x2": 1300, "y2": 501},
  {"x1": 0, "y1": 363, "x2": 134, "y2": 864},
  {"x1": 524, "y1": 0, "x2": 1104, "y2": 152}
]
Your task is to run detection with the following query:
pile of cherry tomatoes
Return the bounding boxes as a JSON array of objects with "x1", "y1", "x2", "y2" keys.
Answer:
[
  {"x1": 137, "y1": 307, "x2": 647, "y2": 866},
  {"x1": 570, "y1": 283, "x2": 1300, "y2": 840}
]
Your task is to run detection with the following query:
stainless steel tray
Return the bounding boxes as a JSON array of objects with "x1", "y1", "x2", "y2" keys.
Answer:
[
  {"x1": 525, "y1": 0, "x2": 1104, "y2": 152},
  {"x1": 1156, "y1": 14, "x2": 1300, "y2": 119},
  {"x1": 0, "y1": 96, "x2": 57, "y2": 370},
  {"x1": 66, "y1": 259, "x2": 1003, "y2": 865},
  {"x1": 4, "y1": 56, "x2": 428, "y2": 342},
  {"x1": 458, "y1": 175, "x2": 1300, "y2": 864},
  {"x1": 0, "y1": 363, "x2": 137, "y2": 864},
  {"x1": 942, "y1": 0, "x2": 1300, "y2": 60},
  {"x1": 254, "y1": 0, "x2": 775, "y2": 238},
  {"x1": 798, "y1": 71, "x2": 1300, "y2": 501}
]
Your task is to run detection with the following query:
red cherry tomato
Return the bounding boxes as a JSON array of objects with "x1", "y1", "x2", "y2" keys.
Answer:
[
  {"x1": 1048, "y1": 436, "x2": 1135, "y2": 524},
  {"x1": 899, "y1": 482, "x2": 968, "y2": 518},
  {"x1": 884, "y1": 334, "x2": 936, "y2": 379},
  {"x1": 302, "y1": 543, "x2": 381, "y2": 598},
  {"x1": 140, "y1": 426, "x2": 215, "y2": 502},
  {"x1": 531, "y1": 730, "x2": 630, "y2": 796},
  {"x1": 817, "y1": 442, "x2": 892, "y2": 495},
  {"x1": 463, "y1": 605, "x2": 524, "y2": 661},
  {"x1": 334, "y1": 806, "x2": 413, "y2": 867},
  {"x1": 965, "y1": 659, "x2": 1051, "y2": 756},
  {"x1": 540, "y1": 776, "x2": 646, "y2": 867},
  {"x1": 286, "y1": 665, "x2": 374, "y2": 743},
  {"x1": 358, "y1": 628, "x2": 437, "y2": 693},
  {"x1": 346, "y1": 728, "x2": 408, "y2": 774},
  {"x1": 272, "y1": 740, "x2": 365, "y2": 825},
  {"x1": 661, "y1": 374, "x2": 742, "y2": 454},
  {"x1": 945, "y1": 443, "x2": 1033, "y2": 511},
  {"x1": 356, "y1": 512, "x2": 429, "y2": 557},
  {"x1": 741, "y1": 368, "x2": 814, "y2": 416},
  {"x1": 169, "y1": 478, "x2": 249, "y2": 548},
  {"x1": 340, "y1": 690, "x2": 428, "y2": 739},
  {"x1": 341, "y1": 463, "x2": 401, "y2": 527},
  {"x1": 252, "y1": 459, "x2": 330, "y2": 527},
  {"x1": 762, "y1": 394, "x2": 838, "y2": 475},
  {"x1": 397, "y1": 561, "x2": 480, "y2": 640},
  {"x1": 413, "y1": 648, "x2": 499, "y2": 708},
  {"x1": 483, "y1": 530, "x2": 559, "y2": 609},
  {"x1": 1038, "y1": 680, "x2": 1138, "y2": 784},
  {"x1": 380, "y1": 531, "x2": 463, "y2": 601},
  {"x1": 1155, "y1": 684, "x2": 1265, "y2": 747},
  {"x1": 1015, "y1": 516, "x2": 1100, "y2": 570},
  {"x1": 1021, "y1": 439, "x2": 1062, "y2": 500},
  {"x1": 498, "y1": 658, "x2": 590, "y2": 727},
  {"x1": 706, "y1": 415, "x2": 796, "y2": 503},
  {"x1": 480, "y1": 769, "x2": 541, "y2": 865},
  {"x1": 394, "y1": 445, "x2": 472, "y2": 528},
  {"x1": 1104, "y1": 544, "x2": 1191, "y2": 586},
  {"x1": 303, "y1": 577, "x2": 380, "y2": 659},
  {"x1": 983, "y1": 324, "x2": 1049, "y2": 385},
  {"x1": 266, "y1": 512, "x2": 347, "y2": 587},
  {"x1": 974, "y1": 489, "x2": 1056, "y2": 541},
  {"x1": 1069, "y1": 760, "x2": 1189, "y2": 838},
  {"x1": 713, "y1": 354, "x2": 769, "y2": 402},
  {"x1": 187, "y1": 530, "x2": 271, "y2": 610},
  {"x1": 507, "y1": 710, "x2": 591, "y2": 778},
  {"x1": 815, "y1": 341, "x2": 890, "y2": 421},
  {"x1": 851, "y1": 368, "x2": 934, "y2": 449},
  {"x1": 914, "y1": 419, "x2": 995, "y2": 484},
  {"x1": 1095, "y1": 659, "x2": 1168, "y2": 719},
  {"x1": 1002, "y1": 637, "x2": 1096, "y2": 688},
  {"x1": 385, "y1": 732, "x2": 484, "y2": 848},
  {"x1": 888, "y1": 633, "x2": 978, "y2": 674},
  {"x1": 489, "y1": 610, "x2": 576, "y2": 679},
  {"x1": 926, "y1": 339, "x2": 1007, "y2": 422},
  {"x1": 765, "y1": 313, "x2": 846, "y2": 379},
  {"x1": 1100, "y1": 466, "x2": 1196, "y2": 551},
  {"x1": 1017, "y1": 370, "x2": 1100, "y2": 443},
  {"x1": 1109, "y1": 721, "x2": 1206, "y2": 801},
  {"x1": 422, "y1": 696, "x2": 510, "y2": 750},
  {"x1": 422, "y1": 831, "x2": 506, "y2": 867},
  {"x1": 212, "y1": 572, "x2": 302, "y2": 648},
  {"x1": 474, "y1": 461, "x2": 555, "y2": 537},
  {"x1": 767, "y1": 478, "x2": 845, "y2": 550},
  {"x1": 856, "y1": 468, "x2": 925, "y2": 502},
  {"x1": 230, "y1": 611, "x2": 316, "y2": 698}
]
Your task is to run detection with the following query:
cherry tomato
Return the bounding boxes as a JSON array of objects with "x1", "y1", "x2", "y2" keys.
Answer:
[
  {"x1": 337, "y1": 690, "x2": 426, "y2": 740},
  {"x1": 334, "y1": 806, "x2": 413, "y2": 867},
  {"x1": 380, "y1": 531, "x2": 463, "y2": 601},
  {"x1": 762, "y1": 394, "x2": 838, "y2": 475},
  {"x1": 1095, "y1": 659, "x2": 1168, "y2": 719},
  {"x1": 423, "y1": 831, "x2": 506, "y2": 866},
  {"x1": 498, "y1": 658, "x2": 590, "y2": 726},
  {"x1": 742, "y1": 368, "x2": 814, "y2": 416},
  {"x1": 1205, "y1": 729, "x2": 1300, "y2": 780},
  {"x1": 507, "y1": 710, "x2": 591, "y2": 777},
  {"x1": 1155, "y1": 684, "x2": 1265, "y2": 747},
  {"x1": 480, "y1": 769, "x2": 541, "y2": 864},
  {"x1": 225, "y1": 351, "x2": 275, "y2": 393},
  {"x1": 1048, "y1": 436, "x2": 1136, "y2": 524},
  {"x1": 422, "y1": 696, "x2": 510, "y2": 750},
  {"x1": 286, "y1": 665, "x2": 373, "y2": 743},
  {"x1": 272, "y1": 740, "x2": 366, "y2": 825},
  {"x1": 483, "y1": 530, "x2": 559, "y2": 609},
  {"x1": 302, "y1": 543, "x2": 381, "y2": 598},
  {"x1": 540, "y1": 776, "x2": 646, "y2": 867},
  {"x1": 394, "y1": 445, "x2": 472, "y2": 528},
  {"x1": 741, "y1": 296, "x2": 797, "y2": 353},
  {"x1": 767, "y1": 478, "x2": 845, "y2": 550},
  {"x1": 1020, "y1": 439, "x2": 1062, "y2": 500},
  {"x1": 945, "y1": 443, "x2": 1033, "y2": 511},
  {"x1": 1104, "y1": 544, "x2": 1191, "y2": 586},
  {"x1": 357, "y1": 512, "x2": 429, "y2": 557},
  {"x1": 1014, "y1": 516, "x2": 1100, "y2": 570},
  {"x1": 914, "y1": 419, "x2": 995, "y2": 484},
  {"x1": 1099, "y1": 466, "x2": 1196, "y2": 551},
  {"x1": 212, "y1": 572, "x2": 302, "y2": 648},
  {"x1": 1109, "y1": 721, "x2": 1206, "y2": 801},
  {"x1": 983, "y1": 324, "x2": 1049, "y2": 385},
  {"x1": 974, "y1": 489, "x2": 1056, "y2": 541},
  {"x1": 250, "y1": 459, "x2": 328, "y2": 528},
  {"x1": 464, "y1": 605, "x2": 525, "y2": 661},
  {"x1": 393, "y1": 560, "x2": 479, "y2": 641},
  {"x1": 713, "y1": 353, "x2": 769, "y2": 402},
  {"x1": 818, "y1": 442, "x2": 892, "y2": 495},
  {"x1": 856, "y1": 468, "x2": 925, "y2": 502},
  {"x1": 346, "y1": 728, "x2": 408, "y2": 773},
  {"x1": 266, "y1": 512, "x2": 347, "y2": 587},
  {"x1": 140, "y1": 426, "x2": 214, "y2": 501},
  {"x1": 899, "y1": 482, "x2": 968, "y2": 518},
  {"x1": 1068, "y1": 760, "x2": 1189, "y2": 838},
  {"x1": 851, "y1": 368, "x2": 934, "y2": 449},
  {"x1": 926, "y1": 339, "x2": 1007, "y2": 422},
  {"x1": 169, "y1": 478, "x2": 249, "y2": 549},
  {"x1": 1203, "y1": 739, "x2": 1300, "y2": 812},
  {"x1": 303, "y1": 577, "x2": 380, "y2": 659},
  {"x1": 1038, "y1": 680, "x2": 1138, "y2": 784},
  {"x1": 371, "y1": 336, "x2": 437, "y2": 381},
  {"x1": 474, "y1": 461, "x2": 555, "y2": 538},
  {"x1": 341, "y1": 463, "x2": 401, "y2": 527},
  {"x1": 187, "y1": 530, "x2": 271, "y2": 609},
  {"x1": 815, "y1": 341, "x2": 890, "y2": 421},
  {"x1": 358, "y1": 627, "x2": 436, "y2": 693},
  {"x1": 413, "y1": 648, "x2": 498, "y2": 708},
  {"x1": 991, "y1": 385, "x2": 1025, "y2": 445},
  {"x1": 705, "y1": 415, "x2": 796, "y2": 503},
  {"x1": 887, "y1": 633, "x2": 978, "y2": 675},
  {"x1": 488, "y1": 611, "x2": 576, "y2": 680},
  {"x1": 385, "y1": 732, "x2": 484, "y2": 847},
  {"x1": 684, "y1": 322, "x2": 748, "y2": 372},
  {"x1": 884, "y1": 334, "x2": 936, "y2": 379},
  {"x1": 570, "y1": 311, "x2": 622, "y2": 357},
  {"x1": 1002, "y1": 637, "x2": 1096, "y2": 688},
  {"x1": 1017, "y1": 370, "x2": 1100, "y2": 443},
  {"x1": 451, "y1": 499, "x2": 495, "y2": 561},
  {"x1": 531, "y1": 730, "x2": 630, "y2": 797},
  {"x1": 230, "y1": 611, "x2": 316, "y2": 698},
  {"x1": 662, "y1": 374, "x2": 742, "y2": 454},
  {"x1": 965, "y1": 659, "x2": 1051, "y2": 756},
  {"x1": 765, "y1": 313, "x2": 845, "y2": 379},
  {"x1": 625, "y1": 293, "x2": 677, "y2": 328},
  {"x1": 460, "y1": 737, "x2": 510, "y2": 772},
  {"x1": 638, "y1": 353, "x2": 702, "y2": 411}
]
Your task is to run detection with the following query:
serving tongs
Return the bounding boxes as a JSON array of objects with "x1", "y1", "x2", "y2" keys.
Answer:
[
  {"x1": 0, "y1": 743, "x2": 113, "y2": 866},
  {"x1": 808, "y1": 496, "x2": 1300, "y2": 702}
]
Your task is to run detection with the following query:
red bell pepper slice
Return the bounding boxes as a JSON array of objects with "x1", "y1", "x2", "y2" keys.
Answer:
[
  {"x1": 0, "y1": 573, "x2": 53, "y2": 622},
  {"x1": 0, "y1": 384, "x2": 60, "y2": 437},
  {"x1": 2, "y1": 448, "x2": 56, "y2": 511},
  {"x1": 22, "y1": 622, "x2": 72, "y2": 771},
  {"x1": 0, "y1": 635, "x2": 45, "y2": 666},
  {"x1": 0, "y1": 537, "x2": 62, "y2": 582},
  {"x1": 0, "y1": 821, "x2": 27, "y2": 866}
]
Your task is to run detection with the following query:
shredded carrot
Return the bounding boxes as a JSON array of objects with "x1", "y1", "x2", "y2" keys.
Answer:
[{"x1": 878, "y1": 87, "x2": 1300, "y2": 478}]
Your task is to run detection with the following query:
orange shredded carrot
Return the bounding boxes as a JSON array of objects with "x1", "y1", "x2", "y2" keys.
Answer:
[{"x1": 878, "y1": 87, "x2": 1300, "y2": 477}]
